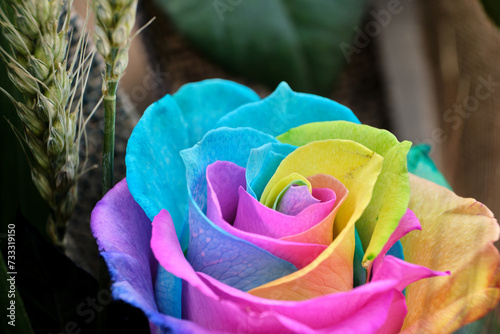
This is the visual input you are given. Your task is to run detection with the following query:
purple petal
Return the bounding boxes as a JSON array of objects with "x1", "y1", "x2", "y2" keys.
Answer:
[
  {"x1": 91, "y1": 179, "x2": 209, "y2": 333},
  {"x1": 276, "y1": 184, "x2": 321, "y2": 215}
]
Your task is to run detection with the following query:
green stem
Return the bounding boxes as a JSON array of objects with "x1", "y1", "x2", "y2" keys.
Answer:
[{"x1": 102, "y1": 79, "x2": 118, "y2": 195}]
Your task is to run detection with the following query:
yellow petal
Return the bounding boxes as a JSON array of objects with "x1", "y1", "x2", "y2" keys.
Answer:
[
  {"x1": 401, "y1": 174, "x2": 500, "y2": 332},
  {"x1": 278, "y1": 121, "x2": 412, "y2": 266},
  {"x1": 261, "y1": 172, "x2": 311, "y2": 208},
  {"x1": 249, "y1": 140, "x2": 383, "y2": 300}
]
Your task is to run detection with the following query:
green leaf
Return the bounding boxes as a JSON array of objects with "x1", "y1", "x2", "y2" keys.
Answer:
[
  {"x1": 481, "y1": 0, "x2": 500, "y2": 27},
  {"x1": 157, "y1": 0, "x2": 369, "y2": 95},
  {"x1": 0, "y1": 252, "x2": 34, "y2": 334}
]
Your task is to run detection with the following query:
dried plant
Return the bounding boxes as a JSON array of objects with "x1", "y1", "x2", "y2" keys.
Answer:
[{"x1": 0, "y1": 0, "x2": 96, "y2": 248}]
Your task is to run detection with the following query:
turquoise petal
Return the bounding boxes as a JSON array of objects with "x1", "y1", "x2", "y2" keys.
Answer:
[
  {"x1": 126, "y1": 94, "x2": 190, "y2": 248},
  {"x1": 407, "y1": 144, "x2": 452, "y2": 190},
  {"x1": 216, "y1": 82, "x2": 360, "y2": 136},
  {"x1": 246, "y1": 142, "x2": 296, "y2": 199},
  {"x1": 181, "y1": 127, "x2": 297, "y2": 291},
  {"x1": 353, "y1": 228, "x2": 367, "y2": 288},
  {"x1": 127, "y1": 80, "x2": 260, "y2": 250},
  {"x1": 173, "y1": 79, "x2": 261, "y2": 146}
]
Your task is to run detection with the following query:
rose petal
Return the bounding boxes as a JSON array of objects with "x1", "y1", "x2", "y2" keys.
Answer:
[
  {"x1": 400, "y1": 174, "x2": 500, "y2": 332},
  {"x1": 375, "y1": 291, "x2": 407, "y2": 334},
  {"x1": 152, "y1": 209, "x2": 297, "y2": 333},
  {"x1": 91, "y1": 179, "x2": 209, "y2": 333},
  {"x1": 280, "y1": 174, "x2": 348, "y2": 246},
  {"x1": 126, "y1": 95, "x2": 190, "y2": 248},
  {"x1": 372, "y1": 256, "x2": 449, "y2": 292},
  {"x1": 206, "y1": 161, "x2": 328, "y2": 269},
  {"x1": 246, "y1": 142, "x2": 296, "y2": 199},
  {"x1": 180, "y1": 127, "x2": 278, "y2": 212},
  {"x1": 173, "y1": 79, "x2": 260, "y2": 144},
  {"x1": 152, "y1": 209, "x2": 407, "y2": 333},
  {"x1": 277, "y1": 121, "x2": 412, "y2": 267},
  {"x1": 234, "y1": 186, "x2": 335, "y2": 240},
  {"x1": 372, "y1": 209, "x2": 422, "y2": 277},
  {"x1": 407, "y1": 144, "x2": 452, "y2": 190},
  {"x1": 275, "y1": 184, "x2": 321, "y2": 215},
  {"x1": 262, "y1": 172, "x2": 312, "y2": 207},
  {"x1": 126, "y1": 79, "x2": 260, "y2": 250},
  {"x1": 216, "y1": 82, "x2": 360, "y2": 137},
  {"x1": 249, "y1": 140, "x2": 384, "y2": 299},
  {"x1": 180, "y1": 128, "x2": 298, "y2": 290},
  {"x1": 199, "y1": 273, "x2": 403, "y2": 333}
]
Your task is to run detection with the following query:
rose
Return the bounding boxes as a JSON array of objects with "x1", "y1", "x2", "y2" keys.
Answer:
[{"x1": 91, "y1": 80, "x2": 500, "y2": 333}]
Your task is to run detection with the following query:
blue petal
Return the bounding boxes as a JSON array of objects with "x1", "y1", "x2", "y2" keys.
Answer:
[
  {"x1": 387, "y1": 241, "x2": 404, "y2": 261},
  {"x1": 126, "y1": 94, "x2": 190, "y2": 247},
  {"x1": 216, "y1": 82, "x2": 360, "y2": 136},
  {"x1": 173, "y1": 79, "x2": 261, "y2": 146},
  {"x1": 246, "y1": 142, "x2": 296, "y2": 199},
  {"x1": 155, "y1": 266, "x2": 182, "y2": 319},
  {"x1": 127, "y1": 80, "x2": 260, "y2": 250},
  {"x1": 181, "y1": 127, "x2": 297, "y2": 291}
]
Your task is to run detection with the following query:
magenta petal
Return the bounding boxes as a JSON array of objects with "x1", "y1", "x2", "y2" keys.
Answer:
[
  {"x1": 152, "y1": 212, "x2": 410, "y2": 332},
  {"x1": 276, "y1": 185, "x2": 322, "y2": 215},
  {"x1": 151, "y1": 209, "x2": 292, "y2": 332},
  {"x1": 372, "y1": 209, "x2": 421, "y2": 275},
  {"x1": 375, "y1": 291, "x2": 407, "y2": 334},
  {"x1": 372, "y1": 256, "x2": 449, "y2": 291},
  {"x1": 205, "y1": 163, "x2": 327, "y2": 269},
  {"x1": 199, "y1": 272, "x2": 400, "y2": 333},
  {"x1": 233, "y1": 184, "x2": 335, "y2": 239}
]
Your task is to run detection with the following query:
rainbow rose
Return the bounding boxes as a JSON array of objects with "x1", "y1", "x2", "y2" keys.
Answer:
[{"x1": 91, "y1": 80, "x2": 500, "y2": 333}]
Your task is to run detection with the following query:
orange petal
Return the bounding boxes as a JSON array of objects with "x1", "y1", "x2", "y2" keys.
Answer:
[{"x1": 401, "y1": 174, "x2": 500, "y2": 332}]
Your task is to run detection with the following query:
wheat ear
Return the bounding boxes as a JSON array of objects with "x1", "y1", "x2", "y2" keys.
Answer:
[
  {"x1": 90, "y1": 0, "x2": 138, "y2": 194},
  {"x1": 0, "y1": 0, "x2": 94, "y2": 248}
]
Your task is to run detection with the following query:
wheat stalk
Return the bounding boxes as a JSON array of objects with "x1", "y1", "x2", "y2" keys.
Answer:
[
  {"x1": 90, "y1": 0, "x2": 147, "y2": 194},
  {"x1": 0, "y1": 0, "x2": 95, "y2": 248}
]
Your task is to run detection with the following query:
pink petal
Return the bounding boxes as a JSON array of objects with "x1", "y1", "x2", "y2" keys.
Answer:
[
  {"x1": 371, "y1": 209, "x2": 422, "y2": 276},
  {"x1": 281, "y1": 173, "x2": 349, "y2": 245},
  {"x1": 233, "y1": 181, "x2": 335, "y2": 240},
  {"x1": 372, "y1": 256, "x2": 449, "y2": 292},
  {"x1": 206, "y1": 162, "x2": 327, "y2": 269},
  {"x1": 151, "y1": 209, "x2": 407, "y2": 333}
]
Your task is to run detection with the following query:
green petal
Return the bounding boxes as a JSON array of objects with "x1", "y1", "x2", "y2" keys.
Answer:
[{"x1": 278, "y1": 121, "x2": 411, "y2": 266}]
